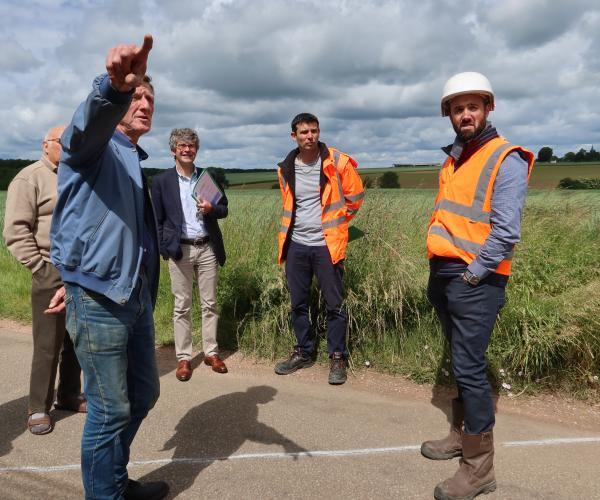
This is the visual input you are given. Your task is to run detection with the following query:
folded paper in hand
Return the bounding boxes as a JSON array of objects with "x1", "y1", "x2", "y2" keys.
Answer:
[{"x1": 192, "y1": 170, "x2": 223, "y2": 205}]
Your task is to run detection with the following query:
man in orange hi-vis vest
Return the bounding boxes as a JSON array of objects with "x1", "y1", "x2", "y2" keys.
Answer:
[
  {"x1": 274, "y1": 113, "x2": 364, "y2": 385},
  {"x1": 421, "y1": 73, "x2": 534, "y2": 500}
]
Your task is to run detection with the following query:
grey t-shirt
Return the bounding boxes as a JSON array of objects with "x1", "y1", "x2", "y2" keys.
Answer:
[{"x1": 291, "y1": 156, "x2": 326, "y2": 246}]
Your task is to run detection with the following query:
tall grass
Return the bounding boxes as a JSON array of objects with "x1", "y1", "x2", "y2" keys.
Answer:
[{"x1": 1, "y1": 189, "x2": 599, "y2": 396}]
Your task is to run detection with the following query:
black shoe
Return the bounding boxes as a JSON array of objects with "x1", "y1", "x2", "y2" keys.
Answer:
[
  {"x1": 274, "y1": 348, "x2": 314, "y2": 375},
  {"x1": 124, "y1": 479, "x2": 169, "y2": 500},
  {"x1": 328, "y1": 352, "x2": 347, "y2": 385}
]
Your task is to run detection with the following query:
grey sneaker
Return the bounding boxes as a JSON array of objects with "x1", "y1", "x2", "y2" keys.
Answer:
[
  {"x1": 274, "y1": 348, "x2": 314, "y2": 375},
  {"x1": 328, "y1": 352, "x2": 347, "y2": 385}
]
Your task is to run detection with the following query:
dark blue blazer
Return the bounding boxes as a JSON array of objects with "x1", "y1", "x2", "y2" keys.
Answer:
[{"x1": 151, "y1": 167, "x2": 228, "y2": 266}]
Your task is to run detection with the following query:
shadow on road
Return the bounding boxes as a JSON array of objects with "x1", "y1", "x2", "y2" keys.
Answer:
[
  {"x1": 136, "y1": 385, "x2": 307, "y2": 498},
  {"x1": 0, "y1": 396, "x2": 29, "y2": 457},
  {"x1": 429, "y1": 342, "x2": 499, "y2": 428},
  {"x1": 0, "y1": 395, "x2": 76, "y2": 457}
]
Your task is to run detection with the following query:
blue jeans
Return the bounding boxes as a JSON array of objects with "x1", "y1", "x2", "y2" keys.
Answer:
[
  {"x1": 427, "y1": 273, "x2": 506, "y2": 434},
  {"x1": 65, "y1": 275, "x2": 160, "y2": 500},
  {"x1": 285, "y1": 241, "x2": 348, "y2": 358}
]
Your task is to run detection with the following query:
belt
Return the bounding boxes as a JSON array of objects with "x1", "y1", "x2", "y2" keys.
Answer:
[{"x1": 181, "y1": 236, "x2": 210, "y2": 246}]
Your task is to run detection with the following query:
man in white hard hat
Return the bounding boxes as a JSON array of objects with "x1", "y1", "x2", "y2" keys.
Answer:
[{"x1": 422, "y1": 72, "x2": 535, "y2": 500}]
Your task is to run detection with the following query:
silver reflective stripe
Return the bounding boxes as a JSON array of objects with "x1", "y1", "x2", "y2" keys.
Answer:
[
  {"x1": 282, "y1": 209, "x2": 293, "y2": 218},
  {"x1": 323, "y1": 199, "x2": 345, "y2": 213},
  {"x1": 429, "y1": 225, "x2": 514, "y2": 259},
  {"x1": 345, "y1": 191, "x2": 365, "y2": 203},
  {"x1": 322, "y1": 216, "x2": 347, "y2": 229},
  {"x1": 434, "y1": 199, "x2": 490, "y2": 223},
  {"x1": 347, "y1": 208, "x2": 358, "y2": 216},
  {"x1": 279, "y1": 224, "x2": 289, "y2": 233},
  {"x1": 435, "y1": 142, "x2": 513, "y2": 222},
  {"x1": 429, "y1": 225, "x2": 481, "y2": 255},
  {"x1": 333, "y1": 151, "x2": 341, "y2": 168},
  {"x1": 472, "y1": 143, "x2": 514, "y2": 213},
  {"x1": 335, "y1": 171, "x2": 345, "y2": 202},
  {"x1": 280, "y1": 176, "x2": 287, "y2": 191}
]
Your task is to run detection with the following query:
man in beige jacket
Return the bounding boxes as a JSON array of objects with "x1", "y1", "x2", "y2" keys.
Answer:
[{"x1": 3, "y1": 125, "x2": 85, "y2": 435}]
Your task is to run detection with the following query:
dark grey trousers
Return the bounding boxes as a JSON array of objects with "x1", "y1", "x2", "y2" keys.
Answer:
[
  {"x1": 427, "y1": 272, "x2": 506, "y2": 434},
  {"x1": 30, "y1": 261, "x2": 81, "y2": 414}
]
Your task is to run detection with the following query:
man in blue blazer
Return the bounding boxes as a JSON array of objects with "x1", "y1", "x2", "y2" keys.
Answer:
[{"x1": 151, "y1": 128, "x2": 228, "y2": 381}]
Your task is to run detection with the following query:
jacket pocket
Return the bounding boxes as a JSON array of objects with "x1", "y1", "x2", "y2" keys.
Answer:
[{"x1": 89, "y1": 209, "x2": 110, "y2": 241}]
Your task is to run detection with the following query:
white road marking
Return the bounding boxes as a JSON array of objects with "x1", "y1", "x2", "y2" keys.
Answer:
[
  {"x1": 502, "y1": 437, "x2": 600, "y2": 447},
  {"x1": 1, "y1": 437, "x2": 599, "y2": 474}
]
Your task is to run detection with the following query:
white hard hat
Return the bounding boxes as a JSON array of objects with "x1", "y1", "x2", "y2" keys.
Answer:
[{"x1": 441, "y1": 72, "x2": 495, "y2": 117}]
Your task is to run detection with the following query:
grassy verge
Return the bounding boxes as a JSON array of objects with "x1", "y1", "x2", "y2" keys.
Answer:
[{"x1": 1, "y1": 189, "x2": 599, "y2": 398}]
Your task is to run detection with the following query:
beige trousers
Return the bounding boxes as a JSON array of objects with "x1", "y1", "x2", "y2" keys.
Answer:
[{"x1": 168, "y1": 242, "x2": 219, "y2": 360}]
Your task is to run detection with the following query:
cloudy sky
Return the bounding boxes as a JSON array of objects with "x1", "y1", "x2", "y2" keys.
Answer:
[{"x1": 1, "y1": 0, "x2": 599, "y2": 169}]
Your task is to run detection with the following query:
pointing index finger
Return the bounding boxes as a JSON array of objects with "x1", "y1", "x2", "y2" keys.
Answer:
[{"x1": 136, "y1": 34, "x2": 153, "y2": 58}]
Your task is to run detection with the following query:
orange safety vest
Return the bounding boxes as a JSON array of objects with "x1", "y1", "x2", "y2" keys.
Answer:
[
  {"x1": 277, "y1": 147, "x2": 364, "y2": 265},
  {"x1": 426, "y1": 137, "x2": 534, "y2": 276}
]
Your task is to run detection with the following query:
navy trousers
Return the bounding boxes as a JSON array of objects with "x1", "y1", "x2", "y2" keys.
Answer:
[
  {"x1": 427, "y1": 272, "x2": 506, "y2": 434},
  {"x1": 285, "y1": 241, "x2": 347, "y2": 358}
]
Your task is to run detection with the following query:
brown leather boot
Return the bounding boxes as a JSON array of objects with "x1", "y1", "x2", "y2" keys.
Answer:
[
  {"x1": 433, "y1": 431, "x2": 496, "y2": 500},
  {"x1": 421, "y1": 398, "x2": 463, "y2": 460}
]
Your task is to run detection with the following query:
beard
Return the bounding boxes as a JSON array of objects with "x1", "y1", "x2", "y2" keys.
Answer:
[{"x1": 453, "y1": 119, "x2": 487, "y2": 142}]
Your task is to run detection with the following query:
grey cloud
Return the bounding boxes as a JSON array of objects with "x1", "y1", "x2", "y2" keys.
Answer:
[
  {"x1": 478, "y1": 0, "x2": 599, "y2": 49},
  {"x1": 0, "y1": 38, "x2": 40, "y2": 73}
]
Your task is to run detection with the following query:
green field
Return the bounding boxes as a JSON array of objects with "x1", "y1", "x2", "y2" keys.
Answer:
[
  {"x1": 2, "y1": 188, "x2": 599, "y2": 398},
  {"x1": 227, "y1": 162, "x2": 600, "y2": 190}
]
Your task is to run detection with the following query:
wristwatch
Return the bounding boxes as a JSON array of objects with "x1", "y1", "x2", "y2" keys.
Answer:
[{"x1": 462, "y1": 269, "x2": 480, "y2": 286}]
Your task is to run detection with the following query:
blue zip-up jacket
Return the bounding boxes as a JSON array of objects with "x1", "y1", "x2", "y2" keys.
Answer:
[{"x1": 50, "y1": 74, "x2": 159, "y2": 306}]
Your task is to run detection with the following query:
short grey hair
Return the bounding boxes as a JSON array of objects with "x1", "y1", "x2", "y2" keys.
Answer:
[
  {"x1": 169, "y1": 128, "x2": 200, "y2": 151},
  {"x1": 141, "y1": 74, "x2": 154, "y2": 94}
]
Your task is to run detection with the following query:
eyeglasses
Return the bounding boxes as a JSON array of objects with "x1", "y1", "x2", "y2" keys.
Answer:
[
  {"x1": 176, "y1": 143, "x2": 197, "y2": 151},
  {"x1": 45, "y1": 138, "x2": 61, "y2": 145}
]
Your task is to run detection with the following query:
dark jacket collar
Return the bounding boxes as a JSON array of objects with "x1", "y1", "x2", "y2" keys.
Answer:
[
  {"x1": 441, "y1": 123, "x2": 499, "y2": 166},
  {"x1": 279, "y1": 141, "x2": 329, "y2": 194}
]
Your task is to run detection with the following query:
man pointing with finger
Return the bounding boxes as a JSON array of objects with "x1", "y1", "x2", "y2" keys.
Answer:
[{"x1": 50, "y1": 35, "x2": 168, "y2": 499}]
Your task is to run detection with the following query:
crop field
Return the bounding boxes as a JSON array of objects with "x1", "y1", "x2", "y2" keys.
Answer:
[
  {"x1": 227, "y1": 162, "x2": 600, "y2": 190},
  {"x1": 1, "y1": 188, "x2": 599, "y2": 397}
]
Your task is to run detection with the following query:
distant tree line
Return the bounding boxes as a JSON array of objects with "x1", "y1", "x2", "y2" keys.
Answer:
[
  {"x1": 143, "y1": 166, "x2": 230, "y2": 188},
  {"x1": 0, "y1": 161, "x2": 231, "y2": 191},
  {"x1": 537, "y1": 146, "x2": 600, "y2": 163},
  {"x1": 0, "y1": 159, "x2": 35, "y2": 190},
  {"x1": 392, "y1": 163, "x2": 438, "y2": 168}
]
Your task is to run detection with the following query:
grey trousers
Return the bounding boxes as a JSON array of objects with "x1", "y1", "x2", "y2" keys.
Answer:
[
  {"x1": 168, "y1": 243, "x2": 220, "y2": 360},
  {"x1": 30, "y1": 261, "x2": 82, "y2": 414}
]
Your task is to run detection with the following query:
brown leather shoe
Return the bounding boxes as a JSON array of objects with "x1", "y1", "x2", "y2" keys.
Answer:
[
  {"x1": 176, "y1": 360, "x2": 192, "y2": 381},
  {"x1": 204, "y1": 354, "x2": 228, "y2": 373},
  {"x1": 55, "y1": 394, "x2": 87, "y2": 413}
]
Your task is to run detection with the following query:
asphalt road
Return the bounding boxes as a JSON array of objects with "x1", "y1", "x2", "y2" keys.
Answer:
[{"x1": 1, "y1": 328, "x2": 599, "y2": 500}]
